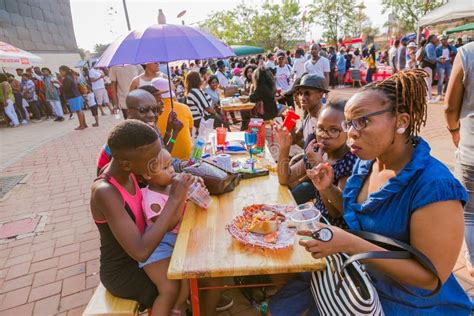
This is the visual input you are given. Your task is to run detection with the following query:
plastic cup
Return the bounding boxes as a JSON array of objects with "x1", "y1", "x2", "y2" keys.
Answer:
[
  {"x1": 188, "y1": 183, "x2": 212, "y2": 209},
  {"x1": 216, "y1": 127, "x2": 227, "y2": 146},
  {"x1": 282, "y1": 111, "x2": 300, "y2": 131},
  {"x1": 290, "y1": 207, "x2": 322, "y2": 232}
]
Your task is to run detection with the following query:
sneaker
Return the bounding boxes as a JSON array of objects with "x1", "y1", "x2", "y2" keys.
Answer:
[
  {"x1": 216, "y1": 294, "x2": 233, "y2": 312},
  {"x1": 186, "y1": 294, "x2": 233, "y2": 312},
  {"x1": 69, "y1": 114, "x2": 74, "y2": 120},
  {"x1": 21, "y1": 120, "x2": 28, "y2": 125},
  {"x1": 436, "y1": 95, "x2": 443, "y2": 101},
  {"x1": 12, "y1": 124, "x2": 20, "y2": 128}
]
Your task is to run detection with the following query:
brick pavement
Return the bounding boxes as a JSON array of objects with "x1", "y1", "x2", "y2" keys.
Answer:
[{"x1": 0, "y1": 88, "x2": 471, "y2": 315}]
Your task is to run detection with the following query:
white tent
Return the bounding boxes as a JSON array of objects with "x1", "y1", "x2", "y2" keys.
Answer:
[
  {"x1": 418, "y1": 0, "x2": 474, "y2": 27},
  {"x1": 0, "y1": 41, "x2": 43, "y2": 68}
]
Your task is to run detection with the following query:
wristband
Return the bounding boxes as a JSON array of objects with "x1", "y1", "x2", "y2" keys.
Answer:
[
  {"x1": 168, "y1": 137, "x2": 176, "y2": 144},
  {"x1": 447, "y1": 124, "x2": 460, "y2": 133}
]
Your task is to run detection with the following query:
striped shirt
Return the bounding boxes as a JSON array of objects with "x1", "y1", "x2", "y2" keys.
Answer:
[{"x1": 186, "y1": 88, "x2": 212, "y2": 121}]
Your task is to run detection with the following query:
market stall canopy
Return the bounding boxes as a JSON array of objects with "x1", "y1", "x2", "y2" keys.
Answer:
[
  {"x1": 230, "y1": 45, "x2": 265, "y2": 56},
  {"x1": 418, "y1": 0, "x2": 474, "y2": 27},
  {"x1": 0, "y1": 41, "x2": 42, "y2": 68},
  {"x1": 446, "y1": 22, "x2": 474, "y2": 34}
]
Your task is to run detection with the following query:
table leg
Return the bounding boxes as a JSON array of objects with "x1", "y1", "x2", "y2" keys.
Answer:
[{"x1": 190, "y1": 278, "x2": 200, "y2": 316}]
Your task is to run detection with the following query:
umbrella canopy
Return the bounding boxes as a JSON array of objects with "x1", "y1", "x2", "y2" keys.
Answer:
[
  {"x1": 446, "y1": 22, "x2": 474, "y2": 34},
  {"x1": 95, "y1": 24, "x2": 235, "y2": 68},
  {"x1": 0, "y1": 41, "x2": 42, "y2": 68},
  {"x1": 230, "y1": 45, "x2": 265, "y2": 56}
]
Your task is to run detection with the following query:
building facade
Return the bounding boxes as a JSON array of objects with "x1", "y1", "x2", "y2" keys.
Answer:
[{"x1": 0, "y1": 0, "x2": 80, "y2": 72}]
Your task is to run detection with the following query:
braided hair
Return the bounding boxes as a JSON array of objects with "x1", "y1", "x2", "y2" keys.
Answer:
[{"x1": 361, "y1": 69, "x2": 428, "y2": 142}]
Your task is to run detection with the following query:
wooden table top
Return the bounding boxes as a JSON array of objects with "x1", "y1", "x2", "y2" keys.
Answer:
[
  {"x1": 221, "y1": 102, "x2": 255, "y2": 111},
  {"x1": 168, "y1": 133, "x2": 325, "y2": 279}
]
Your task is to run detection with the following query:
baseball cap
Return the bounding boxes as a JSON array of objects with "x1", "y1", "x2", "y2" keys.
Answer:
[
  {"x1": 438, "y1": 35, "x2": 446, "y2": 41},
  {"x1": 295, "y1": 74, "x2": 329, "y2": 93},
  {"x1": 216, "y1": 60, "x2": 225, "y2": 68},
  {"x1": 407, "y1": 42, "x2": 417, "y2": 48},
  {"x1": 150, "y1": 77, "x2": 173, "y2": 98},
  {"x1": 401, "y1": 36, "x2": 409, "y2": 42},
  {"x1": 276, "y1": 51, "x2": 286, "y2": 58}
]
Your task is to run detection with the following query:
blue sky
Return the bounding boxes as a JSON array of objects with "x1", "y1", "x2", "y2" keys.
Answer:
[{"x1": 70, "y1": 0, "x2": 389, "y2": 51}]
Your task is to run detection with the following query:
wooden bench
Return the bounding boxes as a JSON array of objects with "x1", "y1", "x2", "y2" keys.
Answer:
[{"x1": 83, "y1": 283, "x2": 139, "y2": 316}]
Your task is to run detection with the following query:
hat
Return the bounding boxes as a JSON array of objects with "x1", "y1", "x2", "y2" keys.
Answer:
[
  {"x1": 295, "y1": 74, "x2": 329, "y2": 93},
  {"x1": 448, "y1": 38, "x2": 454, "y2": 44},
  {"x1": 232, "y1": 67, "x2": 242, "y2": 76},
  {"x1": 216, "y1": 60, "x2": 225, "y2": 68},
  {"x1": 276, "y1": 51, "x2": 286, "y2": 58},
  {"x1": 407, "y1": 42, "x2": 417, "y2": 48},
  {"x1": 150, "y1": 77, "x2": 173, "y2": 98},
  {"x1": 438, "y1": 35, "x2": 446, "y2": 41},
  {"x1": 401, "y1": 36, "x2": 409, "y2": 42}
]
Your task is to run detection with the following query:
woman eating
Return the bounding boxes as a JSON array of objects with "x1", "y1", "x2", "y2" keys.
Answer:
[{"x1": 292, "y1": 69, "x2": 470, "y2": 315}]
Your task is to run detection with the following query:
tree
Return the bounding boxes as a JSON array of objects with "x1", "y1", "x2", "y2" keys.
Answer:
[
  {"x1": 307, "y1": 0, "x2": 356, "y2": 45},
  {"x1": 77, "y1": 47, "x2": 87, "y2": 60},
  {"x1": 199, "y1": 0, "x2": 304, "y2": 50},
  {"x1": 93, "y1": 43, "x2": 110, "y2": 57},
  {"x1": 381, "y1": 0, "x2": 447, "y2": 34},
  {"x1": 361, "y1": 25, "x2": 380, "y2": 43}
]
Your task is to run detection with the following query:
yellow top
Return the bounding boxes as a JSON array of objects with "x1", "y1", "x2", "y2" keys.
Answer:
[{"x1": 157, "y1": 98, "x2": 194, "y2": 160}]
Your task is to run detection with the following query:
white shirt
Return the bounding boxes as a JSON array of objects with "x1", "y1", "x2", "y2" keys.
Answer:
[
  {"x1": 442, "y1": 47, "x2": 450, "y2": 60},
  {"x1": 88, "y1": 68, "x2": 105, "y2": 91},
  {"x1": 109, "y1": 65, "x2": 142, "y2": 108},
  {"x1": 274, "y1": 64, "x2": 293, "y2": 92},
  {"x1": 265, "y1": 60, "x2": 275, "y2": 69},
  {"x1": 389, "y1": 46, "x2": 398, "y2": 68},
  {"x1": 292, "y1": 57, "x2": 306, "y2": 79},
  {"x1": 302, "y1": 116, "x2": 317, "y2": 141},
  {"x1": 216, "y1": 70, "x2": 229, "y2": 87},
  {"x1": 303, "y1": 57, "x2": 330, "y2": 77}
]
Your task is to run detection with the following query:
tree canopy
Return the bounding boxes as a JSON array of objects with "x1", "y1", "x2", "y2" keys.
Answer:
[
  {"x1": 381, "y1": 0, "x2": 447, "y2": 34},
  {"x1": 199, "y1": 0, "x2": 305, "y2": 50}
]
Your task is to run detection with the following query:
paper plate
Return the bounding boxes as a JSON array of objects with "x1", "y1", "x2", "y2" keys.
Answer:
[{"x1": 227, "y1": 204, "x2": 296, "y2": 249}]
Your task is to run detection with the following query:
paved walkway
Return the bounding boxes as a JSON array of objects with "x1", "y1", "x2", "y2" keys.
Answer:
[{"x1": 0, "y1": 90, "x2": 471, "y2": 315}]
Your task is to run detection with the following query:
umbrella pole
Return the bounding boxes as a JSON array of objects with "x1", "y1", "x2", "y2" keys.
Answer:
[{"x1": 167, "y1": 62, "x2": 174, "y2": 111}]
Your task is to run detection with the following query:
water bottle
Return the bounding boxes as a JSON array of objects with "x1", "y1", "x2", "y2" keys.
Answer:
[
  {"x1": 188, "y1": 137, "x2": 205, "y2": 166},
  {"x1": 114, "y1": 108, "x2": 121, "y2": 120}
]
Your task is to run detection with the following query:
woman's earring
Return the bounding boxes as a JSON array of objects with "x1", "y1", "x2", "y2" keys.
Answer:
[{"x1": 396, "y1": 127, "x2": 406, "y2": 134}]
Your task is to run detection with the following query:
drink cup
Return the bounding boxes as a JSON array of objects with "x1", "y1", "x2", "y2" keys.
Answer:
[
  {"x1": 216, "y1": 127, "x2": 227, "y2": 146},
  {"x1": 188, "y1": 183, "x2": 212, "y2": 209},
  {"x1": 282, "y1": 110, "x2": 300, "y2": 131},
  {"x1": 290, "y1": 207, "x2": 321, "y2": 232}
]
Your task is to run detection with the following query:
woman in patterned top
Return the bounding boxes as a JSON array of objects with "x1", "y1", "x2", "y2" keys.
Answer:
[{"x1": 274, "y1": 99, "x2": 356, "y2": 227}]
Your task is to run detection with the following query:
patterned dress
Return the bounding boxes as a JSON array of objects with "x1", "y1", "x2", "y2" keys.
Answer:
[{"x1": 314, "y1": 151, "x2": 357, "y2": 228}]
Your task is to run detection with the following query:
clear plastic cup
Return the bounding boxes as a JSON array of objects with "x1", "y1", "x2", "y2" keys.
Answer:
[
  {"x1": 187, "y1": 183, "x2": 212, "y2": 209},
  {"x1": 290, "y1": 207, "x2": 321, "y2": 232}
]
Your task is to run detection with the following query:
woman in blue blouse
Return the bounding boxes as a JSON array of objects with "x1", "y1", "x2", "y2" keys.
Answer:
[{"x1": 298, "y1": 69, "x2": 471, "y2": 315}]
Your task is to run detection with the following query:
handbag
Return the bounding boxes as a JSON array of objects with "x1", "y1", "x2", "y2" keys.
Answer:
[
  {"x1": 183, "y1": 160, "x2": 241, "y2": 195},
  {"x1": 310, "y1": 228, "x2": 442, "y2": 316}
]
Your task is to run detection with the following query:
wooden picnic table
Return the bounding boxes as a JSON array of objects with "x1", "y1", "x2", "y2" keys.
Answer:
[
  {"x1": 168, "y1": 132, "x2": 325, "y2": 315},
  {"x1": 220, "y1": 101, "x2": 255, "y2": 112}
]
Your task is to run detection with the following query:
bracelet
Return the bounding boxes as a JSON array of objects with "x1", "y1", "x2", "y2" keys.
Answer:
[
  {"x1": 447, "y1": 124, "x2": 460, "y2": 133},
  {"x1": 168, "y1": 137, "x2": 176, "y2": 144}
]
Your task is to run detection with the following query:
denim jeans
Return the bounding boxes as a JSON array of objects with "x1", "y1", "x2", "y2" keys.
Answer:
[
  {"x1": 455, "y1": 162, "x2": 474, "y2": 264},
  {"x1": 437, "y1": 62, "x2": 452, "y2": 95},
  {"x1": 423, "y1": 67, "x2": 433, "y2": 100},
  {"x1": 366, "y1": 68, "x2": 375, "y2": 83}
]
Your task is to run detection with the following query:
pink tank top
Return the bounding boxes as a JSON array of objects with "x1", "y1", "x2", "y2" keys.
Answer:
[{"x1": 96, "y1": 173, "x2": 145, "y2": 234}]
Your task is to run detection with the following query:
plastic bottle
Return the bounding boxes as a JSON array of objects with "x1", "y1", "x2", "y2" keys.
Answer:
[
  {"x1": 188, "y1": 137, "x2": 205, "y2": 166},
  {"x1": 114, "y1": 108, "x2": 121, "y2": 120}
]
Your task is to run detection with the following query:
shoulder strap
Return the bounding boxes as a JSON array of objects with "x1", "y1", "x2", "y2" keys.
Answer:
[{"x1": 342, "y1": 230, "x2": 443, "y2": 298}]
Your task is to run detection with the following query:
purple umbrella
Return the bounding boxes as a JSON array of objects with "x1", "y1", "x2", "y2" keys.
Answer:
[{"x1": 95, "y1": 24, "x2": 235, "y2": 67}]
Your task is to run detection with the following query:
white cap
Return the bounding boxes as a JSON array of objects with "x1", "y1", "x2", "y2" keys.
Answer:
[
  {"x1": 151, "y1": 77, "x2": 174, "y2": 98},
  {"x1": 407, "y1": 42, "x2": 417, "y2": 48}
]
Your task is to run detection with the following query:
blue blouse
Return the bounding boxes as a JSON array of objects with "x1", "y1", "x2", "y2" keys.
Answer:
[{"x1": 343, "y1": 138, "x2": 471, "y2": 315}]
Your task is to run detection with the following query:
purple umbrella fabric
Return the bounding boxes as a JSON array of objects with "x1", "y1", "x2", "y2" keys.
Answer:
[{"x1": 95, "y1": 24, "x2": 235, "y2": 67}]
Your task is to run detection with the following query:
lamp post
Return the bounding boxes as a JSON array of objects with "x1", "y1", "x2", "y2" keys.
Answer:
[
  {"x1": 122, "y1": 0, "x2": 131, "y2": 30},
  {"x1": 177, "y1": 10, "x2": 187, "y2": 25}
]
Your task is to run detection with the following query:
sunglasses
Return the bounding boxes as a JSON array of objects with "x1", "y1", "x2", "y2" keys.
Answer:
[
  {"x1": 129, "y1": 105, "x2": 160, "y2": 114},
  {"x1": 341, "y1": 108, "x2": 394, "y2": 132}
]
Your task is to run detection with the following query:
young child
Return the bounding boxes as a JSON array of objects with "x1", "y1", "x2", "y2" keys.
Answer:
[{"x1": 139, "y1": 148, "x2": 190, "y2": 316}]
